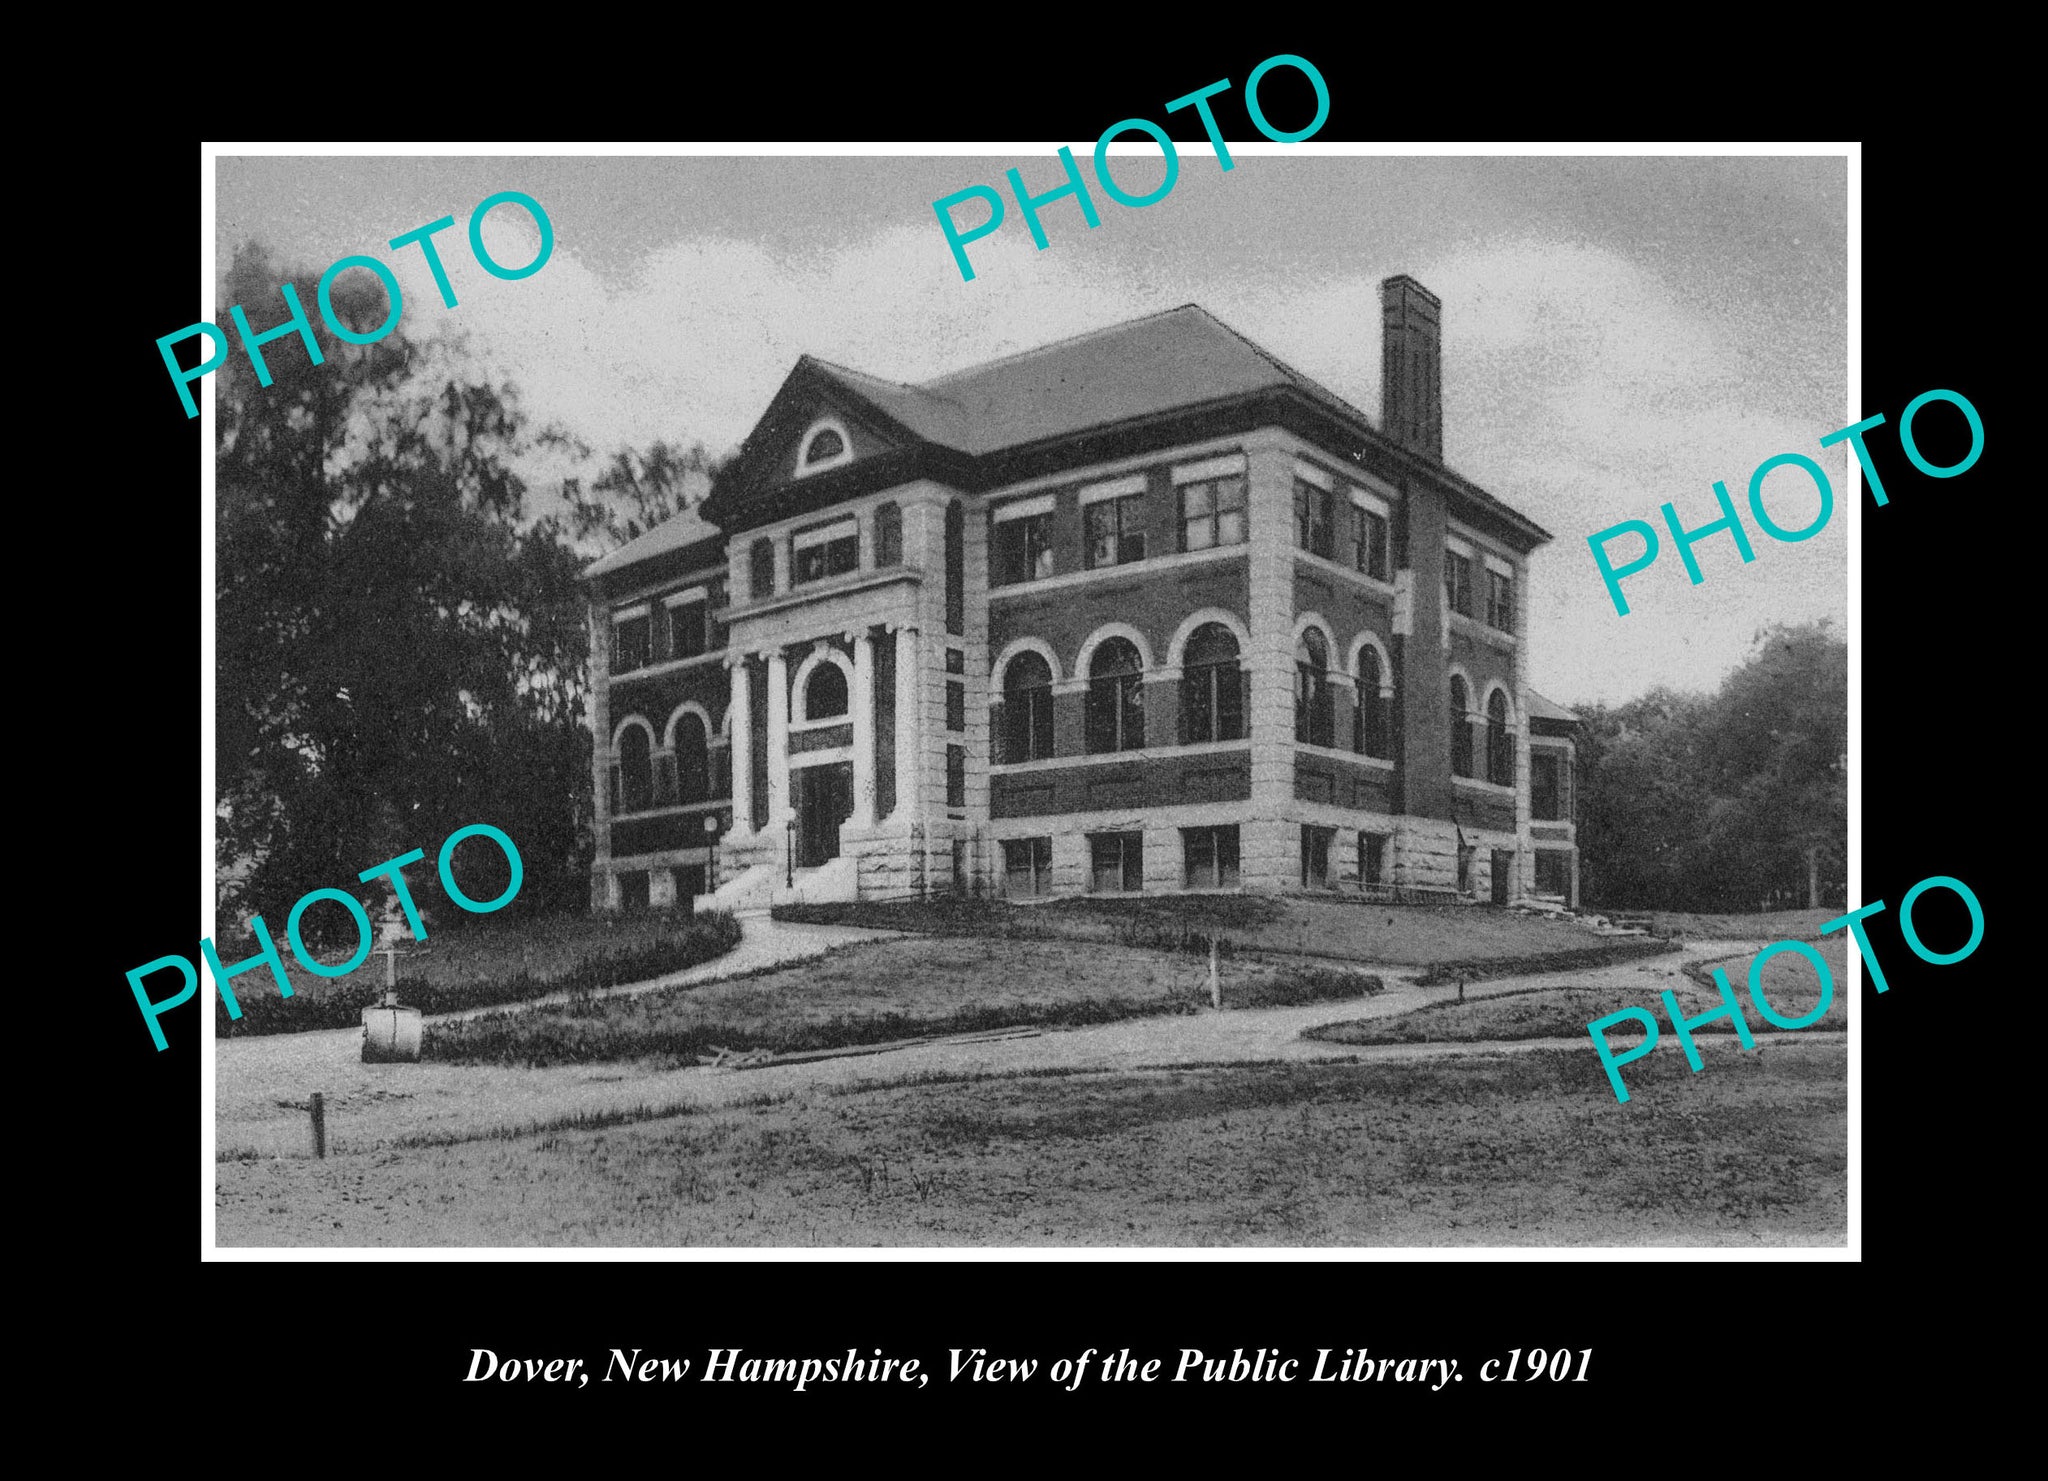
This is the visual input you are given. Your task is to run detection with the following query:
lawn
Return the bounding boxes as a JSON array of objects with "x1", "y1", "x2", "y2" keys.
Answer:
[
  {"x1": 1645, "y1": 907, "x2": 1838, "y2": 940},
  {"x1": 1306, "y1": 936, "x2": 1849, "y2": 1050},
  {"x1": 421, "y1": 936, "x2": 1382, "y2": 1068},
  {"x1": 214, "y1": 909, "x2": 741, "y2": 1035},
  {"x1": 776, "y1": 895, "x2": 1669, "y2": 971},
  {"x1": 215, "y1": 1040, "x2": 1846, "y2": 1246}
]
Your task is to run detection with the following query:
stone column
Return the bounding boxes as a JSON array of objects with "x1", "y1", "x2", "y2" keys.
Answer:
[
  {"x1": 727, "y1": 656, "x2": 753, "y2": 837},
  {"x1": 851, "y1": 627, "x2": 877, "y2": 826},
  {"x1": 892, "y1": 622, "x2": 920, "y2": 819},
  {"x1": 766, "y1": 647, "x2": 791, "y2": 824}
]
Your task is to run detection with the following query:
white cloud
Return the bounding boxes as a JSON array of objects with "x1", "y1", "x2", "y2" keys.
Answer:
[{"x1": 375, "y1": 221, "x2": 1844, "y2": 705}]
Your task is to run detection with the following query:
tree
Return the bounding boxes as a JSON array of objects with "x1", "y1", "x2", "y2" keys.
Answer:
[
  {"x1": 215, "y1": 246, "x2": 595, "y2": 933},
  {"x1": 559, "y1": 441, "x2": 721, "y2": 548},
  {"x1": 1573, "y1": 622, "x2": 1846, "y2": 911},
  {"x1": 1692, "y1": 621, "x2": 1847, "y2": 908}
]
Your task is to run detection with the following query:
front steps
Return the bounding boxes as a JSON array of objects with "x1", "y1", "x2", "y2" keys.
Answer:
[{"x1": 696, "y1": 855, "x2": 859, "y2": 916}]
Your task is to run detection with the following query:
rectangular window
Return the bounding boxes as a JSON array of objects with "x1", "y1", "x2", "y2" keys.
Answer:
[
  {"x1": 946, "y1": 648, "x2": 965, "y2": 673},
  {"x1": 994, "y1": 511, "x2": 1056, "y2": 586},
  {"x1": 1004, "y1": 837, "x2": 1053, "y2": 898},
  {"x1": 874, "y1": 503, "x2": 903, "y2": 567},
  {"x1": 619, "y1": 871, "x2": 650, "y2": 913},
  {"x1": 708, "y1": 581, "x2": 729, "y2": 654},
  {"x1": 946, "y1": 680, "x2": 964, "y2": 733},
  {"x1": 1300, "y1": 825, "x2": 1333, "y2": 889},
  {"x1": 1294, "y1": 479, "x2": 1334, "y2": 559},
  {"x1": 1355, "y1": 508, "x2": 1389, "y2": 580},
  {"x1": 1457, "y1": 845, "x2": 1475, "y2": 894},
  {"x1": 946, "y1": 743, "x2": 966, "y2": 808},
  {"x1": 1084, "y1": 495, "x2": 1146, "y2": 569},
  {"x1": 1487, "y1": 569, "x2": 1514, "y2": 631},
  {"x1": 669, "y1": 601, "x2": 706, "y2": 659},
  {"x1": 1531, "y1": 750, "x2": 1565, "y2": 821},
  {"x1": 748, "y1": 541, "x2": 774, "y2": 601},
  {"x1": 793, "y1": 532, "x2": 859, "y2": 585},
  {"x1": 1179, "y1": 475, "x2": 1247, "y2": 552},
  {"x1": 1089, "y1": 831, "x2": 1143, "y2": 893},
  {"x1": 612, "y1": 612, "x2": 650, "y2": 674},
  {"x1": 1359, "y1": 832, "x2": 1388, "y2": 886},
  {"x1": 1534, "y1": 849, "x2": 1571, "y2": 898},
  {"x1": 1445, "y1": 550, "x2": 1474, "y2": 616},
  {"x1": 1182, "y1": 825, "x2": 1241, "y2": 889},
  {"x1": 945, "y1": 501, "x2": 964, "y2": 635}
]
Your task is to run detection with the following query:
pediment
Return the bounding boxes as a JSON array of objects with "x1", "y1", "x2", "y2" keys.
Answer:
[{"x1": 720, "y1": 363, "x2": 918, "y2": 501}]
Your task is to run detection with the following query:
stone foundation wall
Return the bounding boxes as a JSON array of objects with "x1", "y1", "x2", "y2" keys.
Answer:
[{"x1": 843, "y1": 820, "x2": 927, "y2": 900}]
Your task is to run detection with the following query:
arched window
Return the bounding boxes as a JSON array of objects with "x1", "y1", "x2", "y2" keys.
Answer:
[
  {"x1": 674, "y1": 714, "x2": 711, "y2": 803},
  {"x1": 1002, "y1": 651, "x2": 1055, "y2": 762},
  {"x1": 613, "y1": 725, "x2": 652, "y2": 814},
  {"x1": 1449, "y1": 675, "x2": 1474, "y2": 778},
  {"x1": 873, "y1": 502, "x2": 902, "y2": 567},
  {"x1": 748, "y1": 538, "x2": 774, "y2": 601},
  {"x1": 803, "y1": 427, "x2": 845, "y2": 465},
  {"x1": 1295, "y1": 629, "x2": 1333, "y2": 747},
  {"x1": 1487, "y1": 689, "x2": 1514, "y2": 786},
  {"x1": 1355, "y1": 646, "x2": 1389, "y2": 758},
  {"x1": 803, "y1": 661, "x2": 849, "y2": 721},
  {"x1": 1085, "y1": 637, "x2": 1145, "y2": 753},
  {"x1": 1182, "y1": 623, "x2": 1245, "y2": 744}
]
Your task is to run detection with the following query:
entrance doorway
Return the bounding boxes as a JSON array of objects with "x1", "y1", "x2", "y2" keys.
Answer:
[
  {"x1": 1491, "y1": 849, "x2": 1515, "y2": 905},
  {"x1": 794, "y1": 762, "x2": 853, "y2": 868}
]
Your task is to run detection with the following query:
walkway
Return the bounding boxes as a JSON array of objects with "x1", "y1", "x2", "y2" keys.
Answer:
[
  {"x1": 217, "y1": 932, "x2": 1786, "y2": 1160},
  {"x1": 215, "y1": 915, "x2": 898, "y2": 1156}
]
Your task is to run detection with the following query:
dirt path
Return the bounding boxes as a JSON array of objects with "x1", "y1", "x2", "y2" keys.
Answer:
[
  {"x1": 218, "y1": 934, "x2": 1777, "y2": 1159},
  {"x1": 214, "y1": 916, "x2": 898, "y2": 1156}
]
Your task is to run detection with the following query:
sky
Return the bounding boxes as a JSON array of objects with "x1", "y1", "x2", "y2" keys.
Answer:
[{"x1": 216, "y1": 151, "x2": 1848, "y2": 709}]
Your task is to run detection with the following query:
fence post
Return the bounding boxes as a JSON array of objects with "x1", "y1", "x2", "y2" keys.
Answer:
[
  {"x1": 310, "y1": 1091, "x2": 326, "y2": 1159},
  {"x1": 1209, "y1": 938, "x2": 1221, "y2": 1010}
]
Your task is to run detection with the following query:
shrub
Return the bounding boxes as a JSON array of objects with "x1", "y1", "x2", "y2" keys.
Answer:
[{"x1": 1231, "y1": 967, "x2": 1382, "y2": 1009}]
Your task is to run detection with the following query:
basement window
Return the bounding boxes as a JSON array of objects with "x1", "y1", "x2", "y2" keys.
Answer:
[
  {"x1": 1089, "y1": 831, "x2": 1144, "y2": 894},
  {"x1": 1004, "y1": 837, "x2": 1053, "y2": 898},
  {"x1": 1183, "y1": 825, "x2": 1240, "y2": 889}
]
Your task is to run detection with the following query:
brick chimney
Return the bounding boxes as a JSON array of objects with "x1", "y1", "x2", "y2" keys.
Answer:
[{"x1": 1380, "y1": 275, "x2": 1442, "y2": 460}]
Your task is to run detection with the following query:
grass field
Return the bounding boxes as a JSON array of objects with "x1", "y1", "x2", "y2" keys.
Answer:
[
  {"x1": 215, "y1": 1039, "x2": 1846, "y2": 1246},
  {"x1": 1307, "y1": 936, "x2": 1848, "y2": 1055},
  {"x1": 776, "y1": 895, "x2": 1656, "y2": 969},
  {"x1": 1645, "y1": 908, "x2": 1837, "y2": 940},
  {"x1": 215, "y1": 910, "x2": 741, "y2": 1035},
  {"x1": 422, "y1": 936, "x2": 1381, "y2": 1067}
]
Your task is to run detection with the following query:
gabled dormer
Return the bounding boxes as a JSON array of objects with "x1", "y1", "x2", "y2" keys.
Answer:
[
  {"x1": 793, "y1": 414, "x2": 856, "y2": 478},
  {"x1": 701, "y1": 356, "x2": 976, "y2": 534}
]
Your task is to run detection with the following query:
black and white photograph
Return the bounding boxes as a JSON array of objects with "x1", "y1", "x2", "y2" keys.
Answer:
[{"x1": 202, "y1": 147, "x2": 1852, "y2": 1250}]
